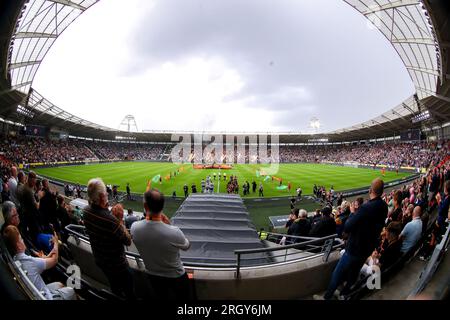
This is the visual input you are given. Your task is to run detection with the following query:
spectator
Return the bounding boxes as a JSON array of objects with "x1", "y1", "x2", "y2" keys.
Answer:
[
  {"x1": 361, "y1": 222, "x2": 403, "y2": 275},
  {"x1": 289, "y1": 209, "x2": 311, "y2": 239},
  {"x1": 342, "y1": 199, "x2": 363, "y2": 240},
  {"x1": 279, "y1": 209, "x2": 298, "y2": 245},
  {"x1": 16, "y1": 170, "x2": 26, "y2": 201},
  {"x1": 400, "y1": 206, "x2": 423, "y2": 254},
  {"x1": 3, "y1": 225, "x2": 76, "y2": 300},
  {"x1": 435, "y1": 180, "x2": 450, "y2": 236},
  {"x1": 39, "y1": 179, "x2": 57, "y2": 233},
  {"x1": 336, "y1": 193, "x2": 344, "y2": 206},
  {"x1": 75, "y1": 184, "x2": 82, "y2": 199},
  {"x1": 111, "y1": 203, "x2": 124, "y2": 222},
  {"x1": 414, "y1": 192, "x2": 426, "y2": 210},
  {"x1": 131, "y1": 189, "x2": 191, "y2": 301},
  {"x1": 401, "y1": 204, "x2": 414, "y2": 229},
  {"x1": 71, "y1": 205, "x2": 84, "y2": 225},
  {"x1": 285, "y1": 209, "x2": 297, "y2": 231},
  {"x1": 34, "y1": 179, "x2": 43, "y2": 203},
  {"x1": 377, "y1": 222, "x2": 403, "y2": 270},
  {"x1": 1, "y1": 182, "x2": 11, "y2": 203},
  {"x1": 83, "y1": 178, "x2": 134, "y2": 299},
  {"x1": 125, "y1": 209, "x2": 139, "y2": 230},
  {"x1": 309, "y1": 209, "x2": 320, "y2": 225},
  {"x1": 17, "y1": 171, "x2": 52, "y2": 252},
  {"x1": 387, "y1": 190, "x2": 403, "y2": 224},
  {"x1": 354, "y1": 197, "x2": 364, "y2": 211},
  {"x1": 290, "y1": 197, "x2": 296, "y2": 210},
  {"x1": 309, "y1": 206, "x2": 336, "y2": 238},
  {"x1": 335, "y1": 201, "x2": 351, "y2": 238},
  {"x1": 315, "y1": 178, "x2": 387, "y2": 300},
  {"x1": 7, "y1": 166, "x2": 18, "y2": 205},
  {"x1": 1, "y1": 201, "x2": 20, "y2": 235},
  {"x1": 428, "y1": 169, "x2": 440, "y2": 204},
  {"x1": 55, "y1": 195, "x2": 71, "y2": 236},
  {"x1": 409, "y1": 186, "x2": 416, "y2": 204}
]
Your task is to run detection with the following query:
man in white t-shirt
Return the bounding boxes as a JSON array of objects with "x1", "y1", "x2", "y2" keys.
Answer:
[
  {"x1": 131, "y1": 189, "x2": 191, "y2": 300},
  {"x1": 3, "y1": 225, "x2": 76, "y2": 300},
  {"x1": 7, "y1": 166, "x2": 18, "y2": 205}
]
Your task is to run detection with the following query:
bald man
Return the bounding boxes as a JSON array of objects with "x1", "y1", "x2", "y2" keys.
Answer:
[
  {"x1": 317, "y1": 178, "x2": 388, "y2": 300},
  {"x1": 400, "y1": 206, "x2": 423, "y2": 253}
]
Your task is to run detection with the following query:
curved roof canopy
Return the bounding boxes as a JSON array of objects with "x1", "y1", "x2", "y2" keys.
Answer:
[
  {"x1": 2, "y1": 0, "x2": 448, "y2": 141},
  {"x1": 331, "y1": 0, "x2": 443, "y2": 135},
  {"x1": 9, "y1": 0, "x2": 98, "y2": 94},
  {"x1": 346, "y1": 0, "x2": 442, "y2": 98}
]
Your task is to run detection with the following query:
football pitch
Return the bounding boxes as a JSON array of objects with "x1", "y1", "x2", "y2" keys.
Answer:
[{"x1": 35, "y1": 162, "x2": 412, "y2": 198}]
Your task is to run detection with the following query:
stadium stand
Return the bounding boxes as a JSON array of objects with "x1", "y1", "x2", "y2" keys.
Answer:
[
  {"x1": 0, "y1": 0, "x2": 450, "y2": 301},
  {"x1": 0, "y1": 135, "x2": 449, "y2": 169}
]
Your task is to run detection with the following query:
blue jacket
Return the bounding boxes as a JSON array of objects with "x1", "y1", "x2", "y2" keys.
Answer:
[
  {"x1": 437, "y1": 195, "x2": 450, "y2": 227},
  {"x1": 344, "y1": 197, "x2": 388, "y2": 258}
]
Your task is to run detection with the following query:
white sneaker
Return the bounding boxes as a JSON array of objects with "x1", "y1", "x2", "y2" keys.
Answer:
[
  {"x1": 313, "y1": 294, "x2": 325, "y2": 300},
  {"x1": 333, "y1": 290, "x2": 345, "y2": 300},
  {"x1": 335, "y1": 293, "x2": 346, "y2": 300}
]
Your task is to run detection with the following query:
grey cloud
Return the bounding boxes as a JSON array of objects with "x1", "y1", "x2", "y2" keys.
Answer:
[
  {"x1": 226, "y1": 86, "x2": 313, "y2": 111},
  {"x1": 271, "y1": 107, "x2": 320, "y2": 132},
  {"x1": 123, "y1": 0, "x2": 414, "y2": 132}
]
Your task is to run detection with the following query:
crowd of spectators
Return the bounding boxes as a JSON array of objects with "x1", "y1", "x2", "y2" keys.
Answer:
[
  {"x1": 1, "y1": 136, "x2": 448, "y2": 170},
  {"x1": 280, "y1": 166, "x2": 450, "y2": 300},
  {"x1": 280, "y1": 141, "x2": 449, "y2": 169},
  {"x1": 1, "y1": 133, "x2": 449, "y2": 301},
  {"x1": 87, "y1": 141, "x2": 165, "y2": 161},
  {"x1": 0, "y1": 136, "x2": 166, "y2": 164},
  {"x1": 0, "y1": 168, "x2": 81, "y2": 299},
  {"x1": 0, "y1": 136, "x2": 96, "y2": 164}
]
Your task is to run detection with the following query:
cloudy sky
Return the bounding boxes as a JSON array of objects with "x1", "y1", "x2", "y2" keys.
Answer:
[{"x1": 34, "y1": 0, "x2": 415, "y2": 133}]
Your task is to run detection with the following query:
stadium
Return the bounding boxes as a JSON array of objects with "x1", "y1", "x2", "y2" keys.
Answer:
[{"x1": 0, "y1": 0, "x2": 450, "y2": 306}]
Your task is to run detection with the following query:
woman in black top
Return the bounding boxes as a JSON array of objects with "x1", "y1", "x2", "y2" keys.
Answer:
[{"x1": 388, "y1": 190, "x2": 403, "y2": 224}]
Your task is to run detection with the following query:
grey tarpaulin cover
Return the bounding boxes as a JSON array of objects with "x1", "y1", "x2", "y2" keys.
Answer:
[{"x1": 172, "y1": 194, "x2": 271, "y2": 266}]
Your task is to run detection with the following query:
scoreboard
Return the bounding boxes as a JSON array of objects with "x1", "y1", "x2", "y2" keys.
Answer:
[
  {"x1": 400, "y1": 129, "x2": 421, "y2": 141},
  {"x1": 21, "y1": 125, "x2": 47, "y2": 137}
]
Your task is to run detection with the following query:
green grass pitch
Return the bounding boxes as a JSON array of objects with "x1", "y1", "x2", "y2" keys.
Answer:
[{"x1": 35, "y1": 162, "x2": 412, "y2": 198}]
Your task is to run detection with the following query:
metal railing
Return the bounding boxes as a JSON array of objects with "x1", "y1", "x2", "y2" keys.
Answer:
[
  {"x1": 235, "y1": 233, "x2": 342, "y2": 278},
  {"x1": 0, "y1": 239, "x2": 46, "y2": 300},
  {"x1": 409, "y1": 222, "x2": 450, "y2": 297},
  {"x1": 11, "y1": 260, "x2": 46, "y2": 300},
  {"x1": 65, "y1": 225, "x2": 343, "y2": 279}
]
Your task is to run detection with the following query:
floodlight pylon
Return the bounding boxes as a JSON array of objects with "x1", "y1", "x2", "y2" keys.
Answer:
[{"x1": 119, "y1": 115, "x2": 138, "y2": 132}]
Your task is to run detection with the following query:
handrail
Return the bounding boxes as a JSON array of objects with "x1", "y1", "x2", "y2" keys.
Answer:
[
  {"x1": 11, "y1": 260, "x2": 46, "y2": 300},
  {"x1": 65, "y1": 225, "x2": 343, "y2": 276},
  {"x1": 66, "y1": 225, "x2": 240, "y2": 268},
  {"x1": 262, "y1": 231, "x2": 319, "y2": 241},
  {"x1": 234, "y1": 234, "x2": 341, "y2": 278},
  {"x1": 0, "y1": 240, "x2": 46, "y2": 300},
  {"x1": 409, "y1": 222, "x2": 450, "y2": 297},
  {"x1": 235, "y1": 234, "x2": 339, "y2": 254}
]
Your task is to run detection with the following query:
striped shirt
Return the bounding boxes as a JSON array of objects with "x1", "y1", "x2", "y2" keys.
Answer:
[{"x1": 83, "y1": 204, "x2": 131, "y2": 273}]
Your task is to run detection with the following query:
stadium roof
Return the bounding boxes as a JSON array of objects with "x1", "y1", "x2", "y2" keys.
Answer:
[
  {"x1": 0, "y1": 0, "x2": 449, "y2": 143},
  {"x1": 331, "y1": 0, "x2": 447, "y2": 136},
  {"x1": 8, "y1": 0, "x2": 99, "y2": 94}
]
